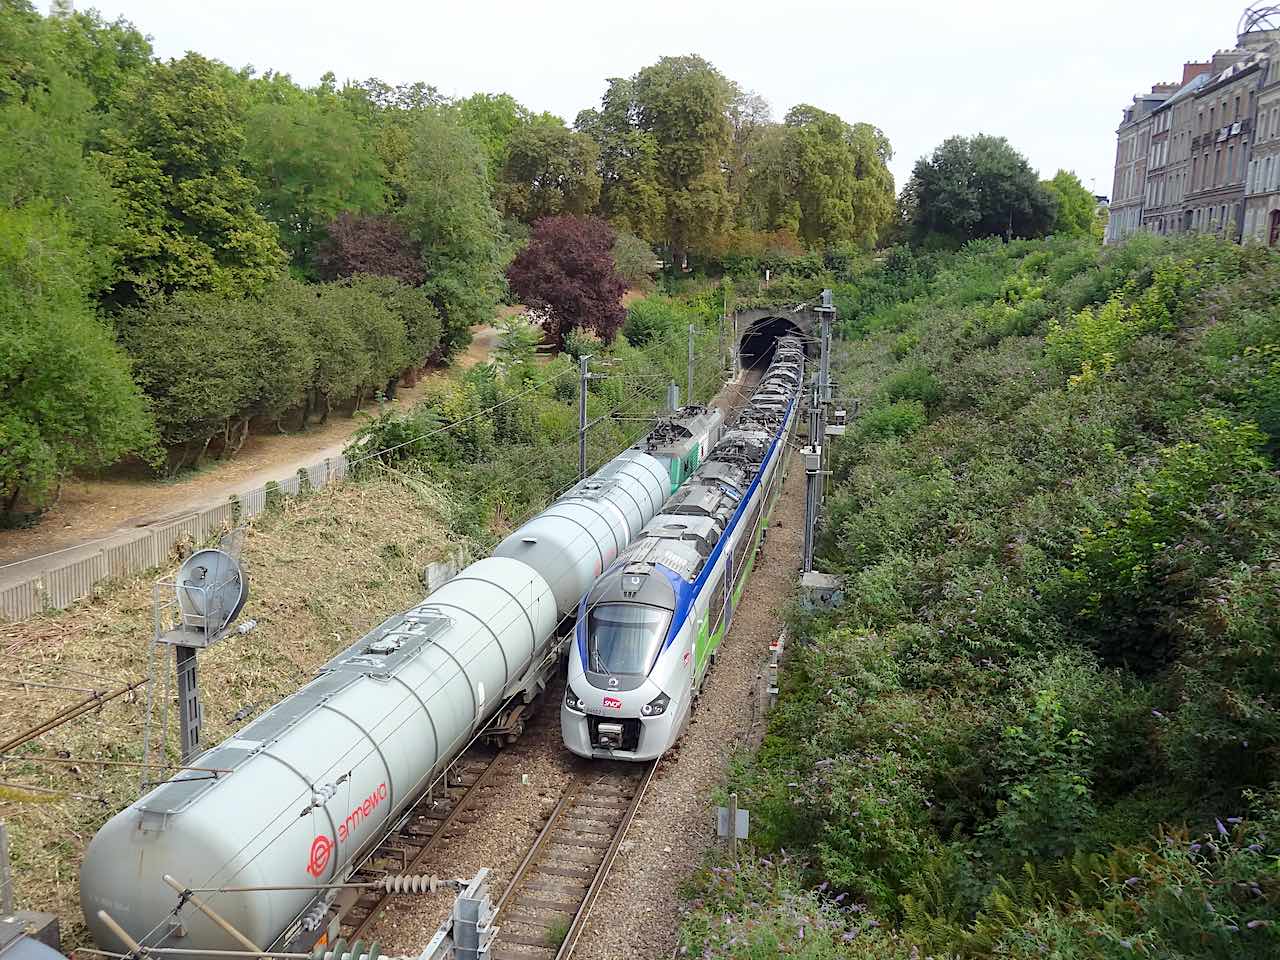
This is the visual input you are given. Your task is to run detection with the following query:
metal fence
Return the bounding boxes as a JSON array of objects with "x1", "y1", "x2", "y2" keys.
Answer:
[{"x1": 0, "y1": 456, "x2": 352, "y2": 622}]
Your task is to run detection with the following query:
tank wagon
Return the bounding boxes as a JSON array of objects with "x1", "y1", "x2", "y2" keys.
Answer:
[
  {"x1": 80, "y1": 435, "x2": 682, "y2": 957},
  {"x1": 562, "y1": 338, "x2": 805, "y2": 761}
]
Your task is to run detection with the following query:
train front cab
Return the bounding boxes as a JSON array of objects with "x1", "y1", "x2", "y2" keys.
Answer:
[{"x1": 561, "y1": 564, "x2": 692, "y2": 761}]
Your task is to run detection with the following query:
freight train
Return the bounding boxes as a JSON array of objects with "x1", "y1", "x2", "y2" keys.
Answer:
[
  {"x1": 562, "y1": 337, "x2": 805, "y2": 761},
  {"x1": 79, "y1": 406, "x2": 724, "y2": 959}
]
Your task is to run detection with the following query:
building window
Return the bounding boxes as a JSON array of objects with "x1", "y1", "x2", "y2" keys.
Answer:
[{"x1": 1229, "y1": 145, "x2": 1235, "y2": 183}]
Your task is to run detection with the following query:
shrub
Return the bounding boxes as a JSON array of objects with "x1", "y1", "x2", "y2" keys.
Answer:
[
  {"x1": 857, "y1": 400, "x2": 927, "y2": 441},
  {"x1": 882, "y1": 366, "x2": 942, "y2": 408}
]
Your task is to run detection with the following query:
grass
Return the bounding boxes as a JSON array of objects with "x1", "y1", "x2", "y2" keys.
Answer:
[
  {"x1": 0, "y1": 476, "x2": 459, "y2": 947},
  {"x1": 546, "y1": 917, "x2": 570, "y2": 948}
]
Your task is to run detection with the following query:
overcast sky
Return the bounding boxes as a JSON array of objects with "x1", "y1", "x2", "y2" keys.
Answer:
[{"x1": 75, "y1": 0, "x2": 1241, "y2": 198}]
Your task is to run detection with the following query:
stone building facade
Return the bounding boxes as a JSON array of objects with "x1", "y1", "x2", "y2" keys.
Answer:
[
  {"x1": 1245, "y1": 57, "x2": 1280, "y2": 242},
  {"x1": 1104, "y1": 11, "x2": 1280, "y2": 244}
]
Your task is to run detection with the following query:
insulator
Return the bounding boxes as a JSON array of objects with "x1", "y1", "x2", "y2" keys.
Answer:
[
  {"x1": 379, "y1": 874, "x2": 442, "y2": 894},
  {"x1": 300, "y1": 900, "x2": 327, "y2": 932}
]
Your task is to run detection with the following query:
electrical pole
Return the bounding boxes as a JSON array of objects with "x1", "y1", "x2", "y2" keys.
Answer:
[
  {"x1": 802, "y1": 290, "x2": 837, "y2": 575},
  {"x1": 578, "y1": 354, "x2": 591, "y2": 480},
  {"x1": 687, "y1": 323, "x2": 695, "y2": 407}
]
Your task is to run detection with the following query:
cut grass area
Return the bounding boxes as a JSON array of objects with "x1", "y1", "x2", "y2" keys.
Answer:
[{"x1": 0, "y1": 476, "x2": 459, "y2": 944}]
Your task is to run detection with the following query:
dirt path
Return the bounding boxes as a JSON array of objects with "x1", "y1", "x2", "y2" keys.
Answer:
[{"x1": 0, "y1": 326, "x2": 498, "y2": 570}]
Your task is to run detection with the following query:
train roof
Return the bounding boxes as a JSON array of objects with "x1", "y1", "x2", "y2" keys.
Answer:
[
  {"x1": 606, "y1": 340, "x2": 803, "y2": 587},
  {"x1": 633, "y1": 405, "x2": 723, "y2": 460}
]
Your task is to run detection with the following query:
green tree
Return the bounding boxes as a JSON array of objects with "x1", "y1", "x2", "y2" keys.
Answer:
[
  {"x1": 575, "y1": 77, "x2": 664, "y2": 243},
  {"x1": 0, "y1": 0, "x2": 123, "y2": 290},
  {"x1": 1043, "y1": 169, "x2": 1101, "y2": 240},
  {"x1": 98, "y1": 52, "x2": 286, "y2": 305},
  {"x1": 499, "y1": 117, "x2": 601, "y2": 223},
  {"x1": 299, "y1": 285, "x2": 367, "y2": 425},
  {"x1": 902, "y1": 134, "x2": 1056, "y2": 247},
  {"x1": 44, "y1": 7, "x2": 152, "y2": 118},
  {"x1": 773, "y1": 104, "x2": 895, "y2": 249},
  {"x1": 0, "y1": 206, "x2": 155, "y2": 520},
  {"x1": 612, "y1": 231, "x2": 658, "y2": 286},
  {"x1": 632, "y1": 55, "x2": 735, "y2": 264},
  {"x1": 453, "y1": 91, "x2": 535, "y2": 177},
  {"x1": 343, "y1": 273, "x2": 435, "y2": 368},
  {"x1": 397, "y1": 110, "x2": 502, "y2": 358},
  {"x1": 242, "y1": 75, "x2": 387, "y2": 274},
  {"x1": 117, "y1": 291, "x2": 257, "y2": 465}
]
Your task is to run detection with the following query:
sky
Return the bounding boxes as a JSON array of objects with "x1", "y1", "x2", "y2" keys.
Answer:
[{"x1": 73, "y1": 0, "x2": 1243, "y2": 199}]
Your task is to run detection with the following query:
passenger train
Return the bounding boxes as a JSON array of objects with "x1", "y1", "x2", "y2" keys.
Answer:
[
  {"x1": 79, "y1": 405, "x2": 724, "y2": 959},
  {"x1": 562, "y1": 338, "x2": 805, "y2": 761}
]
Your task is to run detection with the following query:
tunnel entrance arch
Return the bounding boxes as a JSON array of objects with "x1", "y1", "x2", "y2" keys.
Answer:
[
  {"x1": 740, "y1": 315, "x2": 803, "y2": 370},
  {"x1": 733, "y1": 306, "x2": 813, "y2": 371}
]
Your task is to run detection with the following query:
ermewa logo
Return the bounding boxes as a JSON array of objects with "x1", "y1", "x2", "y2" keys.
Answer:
[{"x1": 305, "y1": 782, "x2": 388, "y2": 876}]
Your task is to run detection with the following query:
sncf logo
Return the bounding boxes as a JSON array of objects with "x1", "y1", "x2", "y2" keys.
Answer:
[
  {"x1": 305, "y1": 782, "x2": 388, "y2": 876},
  {"x1": 603, "y1": 696, "x2": 622, "y2": 710}
]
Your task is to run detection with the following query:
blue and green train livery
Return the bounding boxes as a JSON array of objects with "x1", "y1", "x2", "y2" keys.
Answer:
[{"x1": 562, "y1": 338, "x2": 805, "y2": 760}]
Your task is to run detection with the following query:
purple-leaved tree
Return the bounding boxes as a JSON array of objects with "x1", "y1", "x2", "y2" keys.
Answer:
[{"x1": 506, "y1": 216, "x2": 627, "y2": 350}]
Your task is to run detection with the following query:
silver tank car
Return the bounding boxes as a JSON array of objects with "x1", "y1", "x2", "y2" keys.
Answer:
[
  {"x1": 563, "y1": 338, "x2": 805, "y2": 761},
  {"x1": 81, "y1": 448, "x2": 670, "y2": 958}
]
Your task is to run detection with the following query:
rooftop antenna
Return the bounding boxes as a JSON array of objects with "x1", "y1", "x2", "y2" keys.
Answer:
[{"x1": 141, "y1": 529, "x2": 254, "y2": 779}]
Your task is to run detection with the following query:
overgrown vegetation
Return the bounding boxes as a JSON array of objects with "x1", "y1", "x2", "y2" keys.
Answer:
[{"x1": 681, "y1": 234, "x2": 1280, "y2": 958}]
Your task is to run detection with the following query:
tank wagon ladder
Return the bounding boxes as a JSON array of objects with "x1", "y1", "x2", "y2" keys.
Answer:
[
  {"x1": 488, "y1": 759, "x2": 657, "y2": 960},
  {"x1": 335, "y1": 751, "x2": 502, "y2": 943}
]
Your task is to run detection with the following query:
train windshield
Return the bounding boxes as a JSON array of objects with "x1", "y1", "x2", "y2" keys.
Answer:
[{"x1": 586, "y1": 604, "x2": 670, "y2": 676}]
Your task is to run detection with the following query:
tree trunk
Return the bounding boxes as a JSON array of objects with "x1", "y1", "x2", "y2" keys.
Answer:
[
  {"x1": 4, "y1": 485, "x2": 21, "y2": 522},
  {"x1": 320, "y1": 393, "x2": 331, "y2": 425}
]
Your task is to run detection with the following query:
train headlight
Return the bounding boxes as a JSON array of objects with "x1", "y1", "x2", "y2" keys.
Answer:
[
  {"x1": 641, "y1": 693, "x2": 671, "y2": 717},
  {"x1": 564, "y1": 687, "x2": 586, "y2": 714}
]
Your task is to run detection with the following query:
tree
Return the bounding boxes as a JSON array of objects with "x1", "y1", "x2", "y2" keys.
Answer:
[
  {"x1": 343, "y1": 273, "x2": 439, "y2": 368},
  {"x1": 773, "y1": 105, "x2": 895, "y2": 249},
  {"x1": 903, "y1": 134, "x2": 1056, "y2": 246},
  {"x1": 453, "y1": 92, "x2": 534, "y2": 178},
  {"x1": 97, "y1": 52, "x2": 286, "y2": 305},
  {"x1": 499, "y1": 117, "x2": 601, "y2": 223},
  {"x1": 242, "y1": 76, "x2": 387, "y2": 274},
  {"x1": 0, "y1": 206, "x2": 155, "y2": 520},
  {"x1": 0, "y1": 0, "x2": 123, "y2": 291},
  {"x1": 507, "y1": 216, "x2": 627, "y2": 349},
  {"x1": 117, "y1": 291, "x2": 258, "y2": 465},
  {"x1": 397, "y1": 110, "x2": 503, "y2": 358},
  {"x1": 575, "y1": 78, "x2": 664, "y2": 242},
  {"x1": 612, "y1": 231, "x2": 658, "y2": 286},
  {"x1": 632, "y1": 55, "x2": 735, "y2": 264},
  {"x1": 1043, "y1": 169, "x2": 1101, "y2": 240},
  {"x1": 315, "y1": 212, "x2": 424, "y2": 285},
  {"x1": 44, "y1": 7, "x2": 152, "y2": 118}
]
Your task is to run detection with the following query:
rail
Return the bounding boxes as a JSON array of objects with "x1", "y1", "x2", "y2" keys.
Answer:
[{"x1": 490, "y1": 759, "x2": 658, "y2": 960}]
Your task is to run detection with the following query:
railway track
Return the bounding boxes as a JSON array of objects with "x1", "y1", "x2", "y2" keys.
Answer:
[
  {"x1": 337, "y1": 750, "x2": 502, "y2": 941},
  {"x1": 489, "y1": 760, "x2": 658, "y2": 960}
]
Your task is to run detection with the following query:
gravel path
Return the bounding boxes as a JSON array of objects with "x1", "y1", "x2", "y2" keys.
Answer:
[
  {"x1": 360, "y1": 366, "x2": 799, "y2": 957},
  {"x1": 574, "y1": 451, "x2": 805, "y2": 960}
]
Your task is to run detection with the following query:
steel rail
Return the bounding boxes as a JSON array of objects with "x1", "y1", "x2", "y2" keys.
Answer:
[
  {"x1": 556, "y1": 759, "x2": 658, "y2": 960},
  {"x1": 489, "y1": 759, "x2": 658, "y2": 960},
  {"x1": 340, "y1": 750, "x2": 501, "y2": 943}
]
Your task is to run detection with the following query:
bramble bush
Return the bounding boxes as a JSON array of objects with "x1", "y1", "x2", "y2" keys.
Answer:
[{"x1": 681, "y1": 234, "x2": 1280, "y2": 959}]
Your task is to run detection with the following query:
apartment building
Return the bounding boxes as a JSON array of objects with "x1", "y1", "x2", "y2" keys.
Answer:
[
  {"x1": 1245, "y1": 57, "x2": 1280, "y2": 241},
  {"x1": 1104, "y1": 9, "x2": 1280, "y2": 244}
]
